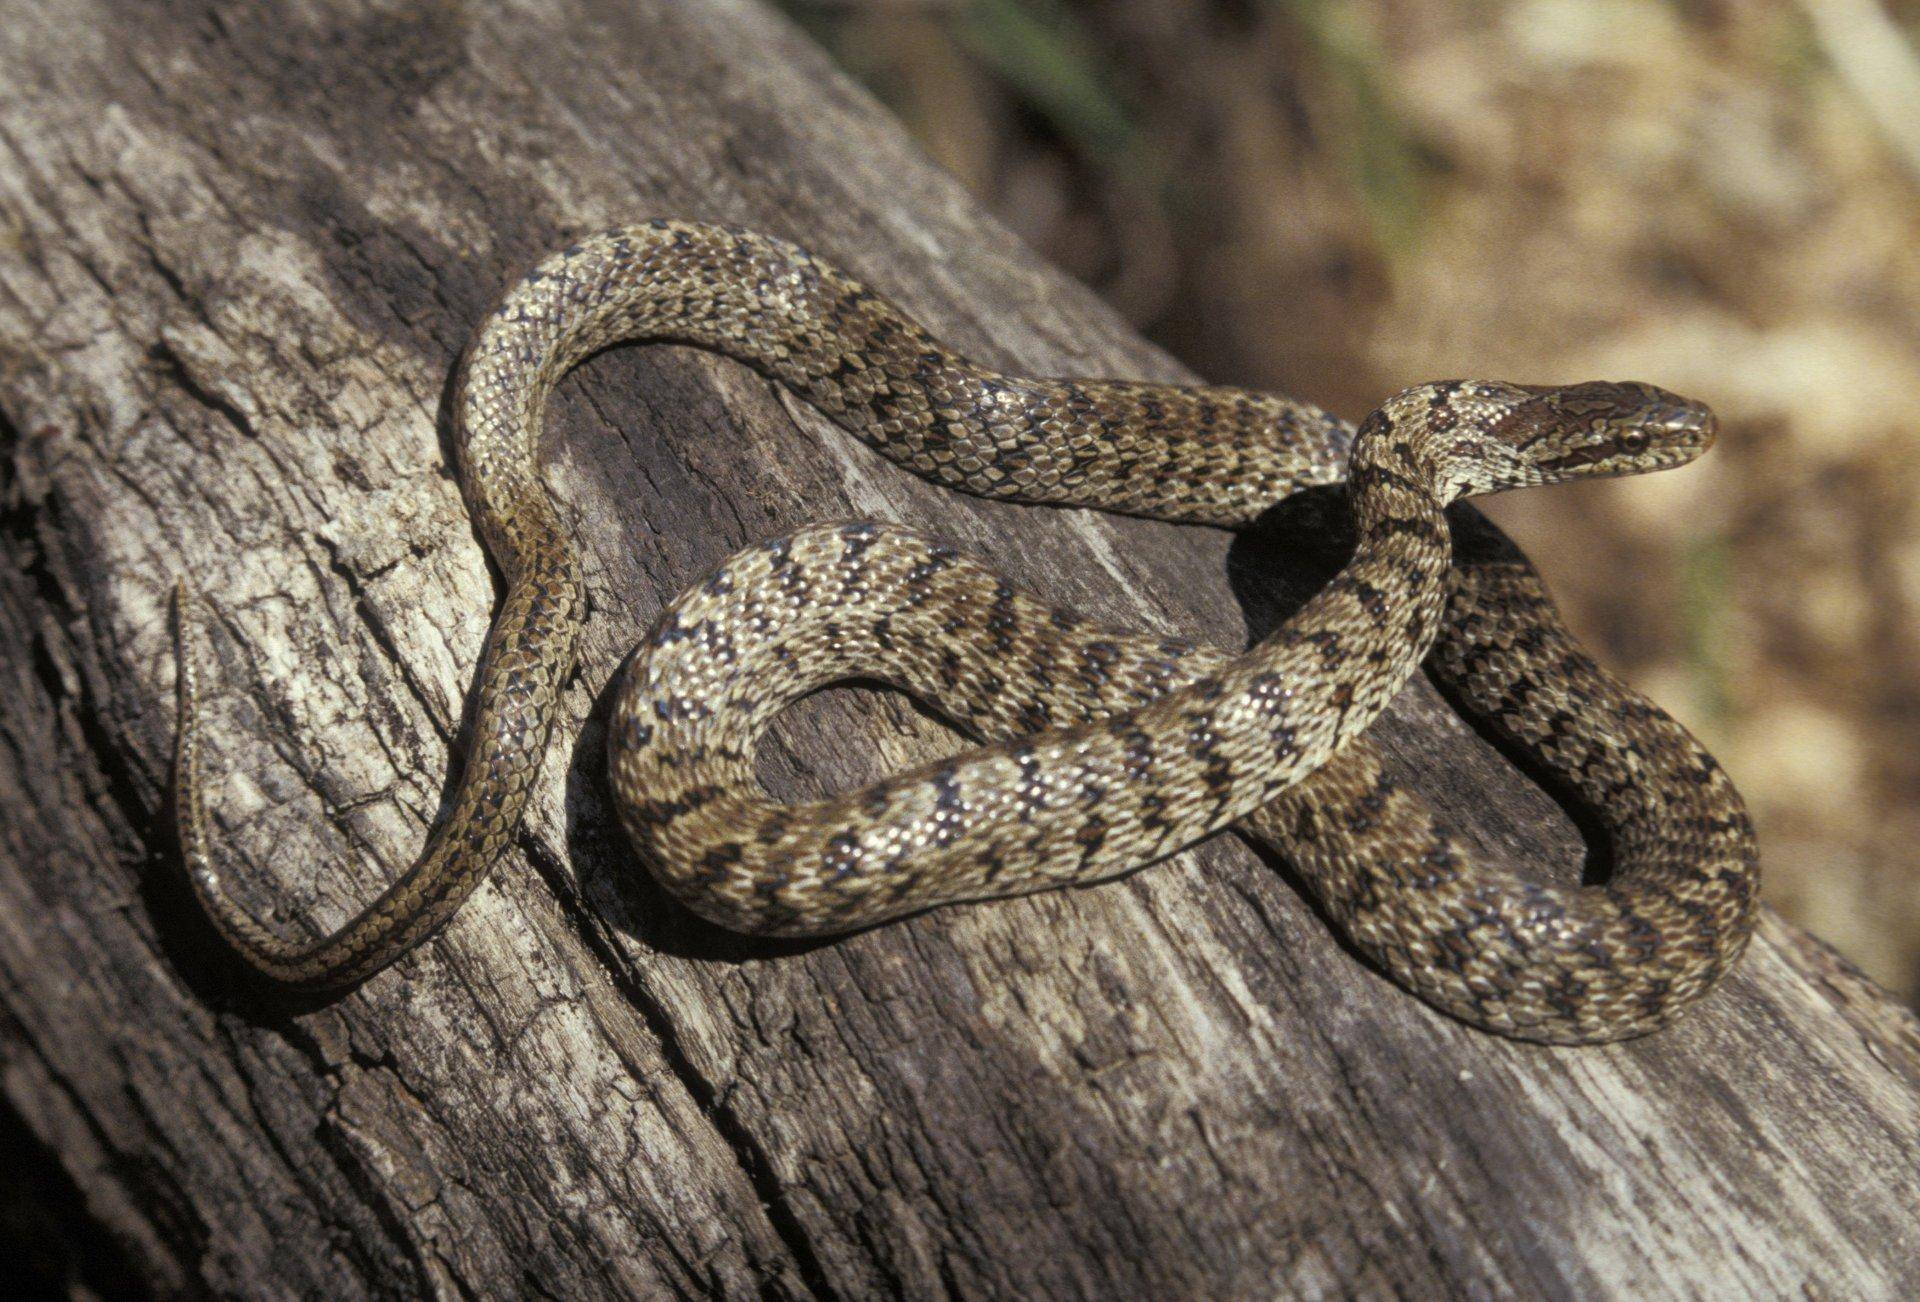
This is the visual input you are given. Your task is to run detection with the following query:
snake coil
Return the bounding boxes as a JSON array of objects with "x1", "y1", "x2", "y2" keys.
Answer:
[{"x1": 175, "y1": 222, "x2": 1756, "y2": 1042}]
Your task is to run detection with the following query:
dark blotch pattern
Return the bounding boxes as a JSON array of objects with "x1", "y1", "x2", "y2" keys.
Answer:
[{"x1": 174, "y1": 222, "x2": 1752, "y2": 1043}]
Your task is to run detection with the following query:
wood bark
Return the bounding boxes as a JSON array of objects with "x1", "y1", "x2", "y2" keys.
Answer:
[{"x1": 1, "y1": 0, "x2": 1916, "y2": 1296}]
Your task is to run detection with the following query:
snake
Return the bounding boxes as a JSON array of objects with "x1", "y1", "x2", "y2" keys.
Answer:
[{"x1": 173, "y1": 220, "x2": 1758, "y2": 1042}]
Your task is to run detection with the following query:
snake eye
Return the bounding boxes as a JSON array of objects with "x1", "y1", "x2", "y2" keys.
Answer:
[{"x1": 1618, "y1": 429, "x2": 1650, "y2": 454}]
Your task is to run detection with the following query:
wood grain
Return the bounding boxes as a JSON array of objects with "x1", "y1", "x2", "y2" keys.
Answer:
[{"x1": 0, "y1": 0, "x2": 1914, "y2": 1294}]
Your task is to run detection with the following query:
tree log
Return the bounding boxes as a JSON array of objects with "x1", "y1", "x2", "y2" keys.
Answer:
[{"x1": 1, "y1": 0, "x2": 1915, "y2": 1295}]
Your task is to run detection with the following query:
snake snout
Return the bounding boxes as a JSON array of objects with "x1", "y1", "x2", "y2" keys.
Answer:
[{"x1": 1631, "y1": 382, "x2": 1718, "y2": 459}]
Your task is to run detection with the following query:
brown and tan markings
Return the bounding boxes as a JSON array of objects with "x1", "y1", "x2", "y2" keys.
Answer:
[{"x1": 174, "y1": 221, "x2": 1756, "y2": 1042}]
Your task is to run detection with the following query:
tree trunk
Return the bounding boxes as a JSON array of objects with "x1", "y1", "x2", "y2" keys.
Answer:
[{"x1": 0, "y1": 0, "x2": 1915, "y2": 1296}]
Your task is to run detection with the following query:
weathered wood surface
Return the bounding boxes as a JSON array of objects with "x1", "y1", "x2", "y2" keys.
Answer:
[{"x1": 1, "y1": 0, "x2": 1916, "y2": 1295}]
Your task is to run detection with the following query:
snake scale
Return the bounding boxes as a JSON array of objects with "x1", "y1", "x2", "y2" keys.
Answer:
[{"x1": 174, "y1": 220, "x2": 1758, "y2": 1042}]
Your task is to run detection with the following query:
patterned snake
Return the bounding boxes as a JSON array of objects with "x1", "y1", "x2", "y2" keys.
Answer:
[{"x1": 174, "y1": 221, "x2": 1757, "y2": 1042}]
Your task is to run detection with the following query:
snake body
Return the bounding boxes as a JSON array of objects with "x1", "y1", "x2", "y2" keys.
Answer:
[{"x1": 175, "y1": 221, "x2": 1757, "y2": 1041}]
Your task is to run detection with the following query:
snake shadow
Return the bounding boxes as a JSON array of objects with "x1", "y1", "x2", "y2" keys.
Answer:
[
  {"x1": 141, "y1": 806, "x2": 334, "y2": 1020},
  {"x1": 1217, "y1": 486, "x2": 1405, "y2": 974},
  {"x1": 559, "y1": 660, "x2": 842, "y2": 965},
  {"x1": 1224, "y1": 490, "x2": 1618, "y2": 891},
  {"x1": 1216, "y1": 491, "x2": 1619, "y2": 1009}
]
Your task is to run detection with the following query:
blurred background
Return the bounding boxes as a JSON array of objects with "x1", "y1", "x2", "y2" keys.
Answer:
[{"x1": 779, "y1": 0, "x2": 1920, "y2": 1003}]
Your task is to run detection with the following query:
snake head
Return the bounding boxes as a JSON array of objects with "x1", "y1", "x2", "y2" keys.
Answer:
[
  {"x1": 1382, "y1": 379, "x2": 1718, "y2": 499},
  {"x1": 1508, "y1": 380, "x2": 1717, "y2": 478}
]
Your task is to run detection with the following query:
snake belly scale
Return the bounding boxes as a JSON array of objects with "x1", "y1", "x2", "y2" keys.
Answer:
[{"x1": 173, "y1": 220, "x2": 1757, "y2": 1042}]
